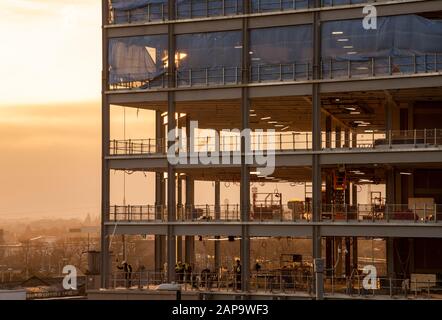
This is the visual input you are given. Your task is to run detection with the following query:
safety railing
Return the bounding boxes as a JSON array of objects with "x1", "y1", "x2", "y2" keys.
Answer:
[
  {"x1": 324, "y1": 129, "x2": 442, "y2": 149},
  {"x1": 108, "y1": 3, "x2": 168, "y2": 24},
  {"x1": 176, "y1": 66, "x2": 242, "y2": 87},
  {"x1": 177, "y1": 204, "x2": 241, "y2": 221},
  {"x1": 251, "y1": 0, "x2": 313, "y2": 13},
  {"x1": 109, "y1": 270, "x2": 442, "y2": 299},
  {"x1": 108, "y1": 72, "x2": 168, "y2": 91},
  {"x1": 176, "y1": 0, "x2": 243, "y2": 19},
  {"x1": 324, "y1": 275, "x2": 442, "y2": 299},
  {"x1": 250, "y1": 62, "x2": 312, "y2": 83},
  {"x1": 109, "y1": 129, "x2": 442, "y2": 156},
  {"x1": 109, "y1": 205, "x2": 167, "y2": 222},
  {"x1": 110, "y1": 139, "x2": 166, "y2": 155},
  {"x1": 107, "y1": 1, "x2": 394, "y2": 25},
  {"x1": 321, "y1": 54, "x2": 442, "y2": 80},
  {"x1": 108, "y1": 203, "x2": 441, "y2": 223},
  {"x1": 321, "y1": 0, "x2": 386, "y2": 8},
  {"x1": 107, "y1": 54, "x2": 441, "y2": 91},
  {"x1": 321, "y1": 204, "x2": 441, "y2": 223}
]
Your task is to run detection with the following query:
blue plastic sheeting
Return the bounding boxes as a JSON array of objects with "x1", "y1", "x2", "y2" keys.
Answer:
[
  {"x1": 175, "y1": 31, "x2": 242, "y2": 86},
  {"x1": 321, "y1": 0, "x2": 367, "y2": 6},
  {"x1": 111, "y1": 0, "x2": 166, "y2": 10},
  {"x1": 111, "y1": 0, "x2": 167, "y2": 24},
  {"x1": 250, "y1": 25, "x2": 312, "y2": 82},
  {"x1": 250, "y1": 0, "x2": 311, "y2": 13},
  {"x1": 322, "y1": 15, "x2": 442, "y2": 77},
  {"x1": 323, "y1": 15, "x2": 442, "y2": 60},
  {"x1": 108, "y1": 35, "x2": 168, "y2": 85},
  {"x1": 177, "y1": 0, "x2": 243, "y2": 19}
]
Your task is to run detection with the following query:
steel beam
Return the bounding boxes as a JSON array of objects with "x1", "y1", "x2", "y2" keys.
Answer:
[
  {"x1": 214, "y1": 180, "x2": 221, "y2": 273},
  {"x1": 240, "y1": 0, "x2": 251, "y2": 292},
  {"x1": 312, "y1": 2, "x2": 323, "y2": 299},
  {"x1": 100, "y1": 0, "x2": 111, "y2": 289},
  {"x1": 166, "y1": 2, "x2": 177, "y2": 282}
]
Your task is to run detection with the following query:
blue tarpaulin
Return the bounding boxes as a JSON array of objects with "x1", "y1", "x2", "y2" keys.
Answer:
[{"x1": 322, "y1": 15, "x2": 442, "y2": 61}]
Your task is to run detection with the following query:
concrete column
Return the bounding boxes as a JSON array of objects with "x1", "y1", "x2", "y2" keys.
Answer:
[
  {"x1": 386, "y1": 168, "x2": 395, "y2": 277},
  {"x1": 177, "y1": 176, "x2": 183, "y2": 262},
  {"x1": 239, "y1": 0, "x2": 251, "y2": 292},
  {"x1": 344, "y1": 129, "x2": 350, "y2": 148},
  {"x1": 166, "y1": 3, "x2": 177, "y2": 282},
  {"x1": 352, "y1": 183, "x2": 358, "y2": 273},
  {"x1": 352, "y1": 131, "x2": 357, "y2": 148},
  {"x1": 325, "y1": 115, "x2": 332, "y2": 148},
  {"x1": 155, "y1": 111, "x2": 166, "y2": 274},
  {"x1": 335, "y1": 126, "x2": 341, "y2": 149},
  {"x1": 312, "y1": 2, "x2": 324, "y2": 299},
  {"x1": 325, "y1": 174, "x2": 333, "y2": 277},
  {"x1": 184, "y1": 174, "x2": 195, "y2": 267},
  {"x1": 101, "y1": 99, "x2": 110, "y2": 288},
  {"x1": 100, "y1": 0, "x2": 110, "y2": 287},
  {"x1": 214, "y1": 180, "x2": 221, "y2": 273}
]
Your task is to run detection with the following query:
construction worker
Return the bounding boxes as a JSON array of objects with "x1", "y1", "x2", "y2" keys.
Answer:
[
  {"x1": 234, "y1": 259, "x2": 241, "y2": 290},
  {"x1": 184, "y1": 262, "x2": 193, "y2": 285},
  {"x1": 175, "y1": 261, "x2": 184, "y2": 283},
  {"x1": 117, "y1": 260, "x2": 132, "y2": 288}
]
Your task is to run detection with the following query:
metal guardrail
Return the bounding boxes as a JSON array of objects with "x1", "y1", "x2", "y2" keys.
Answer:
[
  {"x1": 108, "y1": 203, "x2": 441, "y2": 223},
  {"x1": 108, "y1": 1, "x2": 392, "y2": 24},
  {"x1": 109, "y1": 129, "x2": 442, "y2": 155},
  {"x1": 109, "y1": 3, "x2": 168, "y2": 24},
  {"x1": 108, "y1": 54, "x2": 442, "y2": 90},
  {"x1": 110, "y1": 139, "x2": 165, "y2": 155},
  {"x1": 109, "y1": 270, "x2": 442, "y2": 299},
  {"x1": 321, "y1": 204, "x2": 441, "y2": 223}
]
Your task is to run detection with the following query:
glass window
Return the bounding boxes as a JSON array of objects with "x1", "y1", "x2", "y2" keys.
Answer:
[
  {"x1": 322, "y1": 15, "x2": 442, "y2": 78},
  {"x1": 250, "y1": 25, "x2": 313, "y2": 82},
  {"x1": 175, "y1": 31, "x2": 243, "y2": 86},
  {"x1": 108, "y1": 35, "x2": 168, "y2": 90}
]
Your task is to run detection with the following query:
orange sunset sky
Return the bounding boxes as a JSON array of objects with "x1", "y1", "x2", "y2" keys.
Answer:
[
  {"x1": 0, "y1": 1, "x2": 380, "y2": 220},
  {"x1": 0, "y1": 0, "x2": 238, "y2": 219}
]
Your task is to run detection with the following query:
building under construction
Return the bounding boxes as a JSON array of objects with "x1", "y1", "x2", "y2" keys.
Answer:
[{"x1": 99, "y1": 0, "x2": 442, "y2": 299}]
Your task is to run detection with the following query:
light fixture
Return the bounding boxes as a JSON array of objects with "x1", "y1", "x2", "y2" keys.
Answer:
[
  {"x1": 281, "y1": 126, "x2": 290, "y2": 131},
  {"x1": 347, "y1": 51, "x2": 358, "y2": 55},
  {"x1": 364, "y1": 130, "x2": 374, "y2": 133},
  {"x1": 335, "y1": 98, "x2": 340, "y2": 102},
  {"x1": 261, "y1": 116, "x2": 271, "y2": 120},
  {"x1": 249, "y1": 51, "x2": 254, "y2": 55},
  {"x1": 250, "y1": 109, "x2": 255, "y2": 112},
  {"x1": 343, "y1": 46, "x2": 354, "y2": 49},
  {"x1": 356, "y1": 67, "x2": 369, "y2": 70},
  {"x1": 275, "y1": 124, "x2": 285, "y2": 127},
  {"x1": 250, "y1": 171, "x2": 261, "y2": 175},
  {"x1": 268, "y1": 121, "x2": 278, "y2": 124},
  {"x1": 250, "y1": 114, "x2": 257, "y2": 117},
  {"x1": 332, "y1": 31, "x2": 344, "y2": 35},
  {"x1": 234, "y1": 45, "x2": 243, "y2": 49},
  {"x1": 345, "y1": 107, "x2": 356, "y2": 111},
  {"x1": 400, "y1": 172, "x2": 412, "y2": 176},
  {"x1": 350, "y1": 111, "x2": 361, "y2": 115},
  {"x1": 337, "y1": 38, "x2": 349, "y2": 42},
  {"x1": 354, "y1": 121, "x2": 366, "y2": 124}
]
